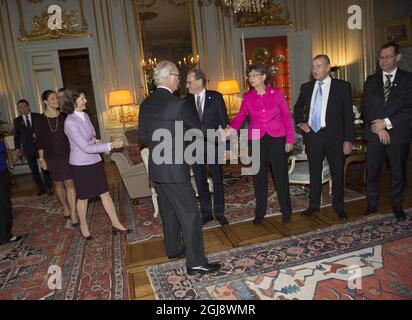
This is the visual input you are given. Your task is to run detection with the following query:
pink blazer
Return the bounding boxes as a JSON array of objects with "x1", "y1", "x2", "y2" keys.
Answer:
[
  {"x1": 64, "y1": 113, "x2": 109, "y2": 166},
  {"x1": 230, "y1": 86, "x2": 295, "y2": 144}
]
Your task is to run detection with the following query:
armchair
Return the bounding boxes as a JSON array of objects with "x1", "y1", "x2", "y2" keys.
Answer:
[{"x1": 110, "y1": 151, "x2": 152, "y2": 205}]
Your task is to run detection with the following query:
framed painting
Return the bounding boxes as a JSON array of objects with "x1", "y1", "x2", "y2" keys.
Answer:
[{"x1": 383, "y1": 16, "x2": 412, "y2": 47}]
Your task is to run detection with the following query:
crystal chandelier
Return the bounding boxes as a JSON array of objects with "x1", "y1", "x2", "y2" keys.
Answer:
[{"x1": 221, "y1": 0, "x2": 268, "y2": 13}]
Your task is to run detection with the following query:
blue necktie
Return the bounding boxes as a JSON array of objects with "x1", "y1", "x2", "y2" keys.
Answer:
[{"x1": 311, "y1": 81, "x2": 324, "y2": 133}]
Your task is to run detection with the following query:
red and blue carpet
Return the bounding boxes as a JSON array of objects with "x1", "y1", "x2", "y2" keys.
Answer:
[
  {"x1": 126, "y1": 171, "x2": 365, "y2": 244},
  {"x1": 0, "y1": 185, "x2": 129, "y2": 300},
  {"x1": 146, "y1": 211, "x2": 412, "y2": 300}
]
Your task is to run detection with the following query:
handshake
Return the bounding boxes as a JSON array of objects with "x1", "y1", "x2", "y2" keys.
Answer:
[{"x1": 217, "y1": 125, "x2": 237, "y2": 143}]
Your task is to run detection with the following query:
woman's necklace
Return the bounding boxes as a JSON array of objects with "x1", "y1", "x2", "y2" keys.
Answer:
[{"x1": 46, "y1": 112, "x2": 59, "y2": 133}]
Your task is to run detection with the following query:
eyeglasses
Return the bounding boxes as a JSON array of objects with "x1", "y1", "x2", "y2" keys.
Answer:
[
  {"x1": 378, "y1": 54, "x2": 396, "y2": 61},
  {"x1": 186, "y1": 79, "x2": 200, "y2": 85},
  {"x1": 248, "y1": 73, "x2": 263, "y2": 78},
  {"x1": 170, "y1": 73, "x2": 181, "y2": 79}
]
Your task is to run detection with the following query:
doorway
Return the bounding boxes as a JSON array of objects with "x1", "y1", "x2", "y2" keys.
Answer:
[{"x1": 58, "y1": 48, "x2": 100, "y2": 138}]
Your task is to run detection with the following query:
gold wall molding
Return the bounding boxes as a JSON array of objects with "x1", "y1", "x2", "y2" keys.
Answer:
[{"x1": 17, "y1": 0, "x2": 90, "y2": 43}]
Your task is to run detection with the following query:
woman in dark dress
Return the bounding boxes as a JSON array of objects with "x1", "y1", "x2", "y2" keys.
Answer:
[{"x1": 36, "y1": 90, "x2": 78, "y2": 225}]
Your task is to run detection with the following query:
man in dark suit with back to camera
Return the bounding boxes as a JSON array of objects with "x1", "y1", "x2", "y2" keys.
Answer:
[
  {"x1": 294, "y1": 54, "x2": 354, "y2": 220},
  {"x1": 185, "y1": 68, "x2": 230, "y2": 227},
  {"x1": 363, "y1": 42, "x2": 412, "y2": 221},
  {"x1": 138, "y1": 60, "x2": 221, "y2": 276},
  {"x1": 14, "y1": 99, "x2": 52, "y2": 196}
]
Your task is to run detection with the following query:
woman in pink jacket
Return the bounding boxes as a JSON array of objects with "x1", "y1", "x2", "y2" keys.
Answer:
[
  {"x1": 230, "y1": 64, "x2": 295, "y2": 225},
  {"x1": 62, "y1": 86, "x2": 129, "y2": 240}
]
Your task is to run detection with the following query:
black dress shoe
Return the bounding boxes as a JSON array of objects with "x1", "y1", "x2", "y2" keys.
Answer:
[
  {"x1": 252, "y1": 217, "x2": 263, "y2": 225},
  {"x1": 216, "y1": 216, "x2": 229, "y2": 226},
  {"x1": 37, "y1": 190, "x2": 46, "y2": 196},
  {"x1": 8, "y1": 235, "x2": 23, "y2": 243},
  {"x1": 201, "y1": 215, "x2": 214, "y2": 226},
  {"x1": 301, "y1": 208, "x2": 319, "y2": 217},
  {"x1": 337, "y1": 212, "x2": 348, "y2": 221},
  {"x1": 364, "y1": 207, "x2": 377, "y2": 216},
  {"x1": 187, "y1": 263, "x2": 221, "y2": 276},
  {"x1": 168, "y1": 254, "x2": 185, "y2": 260},
  {"x1": 112, "y1": 226, "x2": 132, "y2": 235},
  {"x1": 282, "y1": 214, "x2": 292, "y2": 225},
  {"x1": 81, "y1": 234, "x2": 93, "y2": 241},
  {"x1": 47, "y1": 190, "x2": 54, "y2": 196},
  {"x1": 395, "y1": 211, "x2": 407, "y2": 221}
]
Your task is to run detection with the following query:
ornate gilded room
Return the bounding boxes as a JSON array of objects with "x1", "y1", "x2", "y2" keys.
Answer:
[{"x1": 0, "y1": 0, "x2": 411, "y2": 303}]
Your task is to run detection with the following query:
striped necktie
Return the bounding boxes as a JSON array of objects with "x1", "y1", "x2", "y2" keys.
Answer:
[
  {"x1": 196, "y1": 95, "x2": 203, "y2": 120},
  {"x1": 384, "y1": 74, "x2": 393, "y2": 105}
]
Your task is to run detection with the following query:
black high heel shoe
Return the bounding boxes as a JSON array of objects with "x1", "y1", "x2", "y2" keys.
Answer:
[
  {"x1": 112, "y1": 226, "x2": 132, "y2": 235},
  {"x1": 81, "y1": 232, "x2": 93, "y2": 241}
]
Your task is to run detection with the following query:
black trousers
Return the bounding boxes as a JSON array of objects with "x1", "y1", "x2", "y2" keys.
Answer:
[
  {"x1": 26, "y1": 153, "x2": 52, "y2": 192},
  {"x1": 154, "y1": 181, "x2": 208, "y2": 268},
  {"x1": 192, "y1": 145, "x2": 225, "y2": 219},
  {"x1": 366, "y1": 142, "x2": 410, "y2": 211},
  {"x1": 0, "y1": 171, "x2": 13, "y2": 244},
  {"x1": 253, "y1": 135, "x2": 292, "y2": 219},
  {"x1": 305, "y1": 130, "x2": 345, "y2": 212}
]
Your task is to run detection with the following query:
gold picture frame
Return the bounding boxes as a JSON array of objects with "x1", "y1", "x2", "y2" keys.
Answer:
[{"x1": 383, "y1": 16, "x2": 412, "y2": 47}]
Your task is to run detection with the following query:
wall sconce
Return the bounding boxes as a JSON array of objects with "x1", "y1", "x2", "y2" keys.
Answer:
[{"x1": 217, "y1": 80, "x2": 240, "y2": 119}]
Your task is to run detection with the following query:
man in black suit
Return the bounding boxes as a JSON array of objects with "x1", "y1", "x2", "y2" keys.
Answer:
[
  {"x1": 14, "y1": 99, "x2": 52, "y2": 196},
  {"x1": 294, "y1": 54, "x2": 354, "y2": 220},
  {"x1": 138, "y1": 61, "x2": 220, "y2": 275},
  {"x1": 185, "y1": 68, "x2": 229, "y2": 227},
  {"x1": 363, "y1": 42, "x2": 412, "y2": 221}
]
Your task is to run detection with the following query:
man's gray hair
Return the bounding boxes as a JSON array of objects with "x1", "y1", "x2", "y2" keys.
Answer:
[{"x1": 153, "y1": 60, "x2": 176, "y2": 86}]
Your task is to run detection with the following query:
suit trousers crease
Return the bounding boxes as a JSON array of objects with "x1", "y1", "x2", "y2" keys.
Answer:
[
  {"x1": 305, "y1": 131, "x2": 345, "y2": 211},
  {"x1": 26, "y1": 153, "x2": 52, "y2": 192},
  {"x1": 0, "y1": 172, "x2": 13, "y2": 243},
  {"x1": 253, "y1": 135, "x2": 292, "y2": 219},
  {"x1": 366, "y1": 142, "x2": 409, "y2": 210},
  {"x1": 192, "y1": 147, "x2": 225, "y2": 219},
  {"x1": 154, "y1": 182, "x2": 208, "y2": 268}
]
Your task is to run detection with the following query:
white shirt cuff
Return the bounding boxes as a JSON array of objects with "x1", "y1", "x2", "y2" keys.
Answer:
[{"x1": 384, "y1": 118, "x2": 393, "y2": 130}]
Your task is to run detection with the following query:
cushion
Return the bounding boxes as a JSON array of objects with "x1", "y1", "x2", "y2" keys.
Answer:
[{"x1": 125, "y1": 144, "x2": 143, "y2": 165}]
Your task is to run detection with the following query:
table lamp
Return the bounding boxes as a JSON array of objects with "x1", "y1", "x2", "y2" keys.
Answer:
[
  {"x1": 108, "y1": 89, "x2": 135, "y2": 130},
  {"x1": 217, "y1": 80, "x2": 240, "y2": 118}
]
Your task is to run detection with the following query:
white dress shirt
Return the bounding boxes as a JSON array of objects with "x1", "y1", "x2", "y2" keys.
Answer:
[
  {"x1": 382, "y1": 68, "x2": 398, "y2": 130},
  {"x1": 194, "y1": 88, "x2": 206, "y2": 114},
  {"x1": 74, "y1": 111, "x2": 86, "y2": 122},
  {"x1": 157, "y1": 86, "x2": 173, "y2": 94},
  {"x1": 22, "y1": 112, "x2": 32, "y2": 127},
  {"x1": 308, "y1": 76, "x2": 332, "y2": 128}
]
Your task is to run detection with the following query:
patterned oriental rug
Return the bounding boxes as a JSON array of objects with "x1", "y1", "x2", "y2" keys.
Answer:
[
  {"x1": 0, "y1": 185, "x2": 129, "y2": 300},
  {"x1": 146, "y1": 211, "x2": 412, "y2": 300},
  {"x1": 126, "y1": 169, "x2": 365, "y2": 244}
]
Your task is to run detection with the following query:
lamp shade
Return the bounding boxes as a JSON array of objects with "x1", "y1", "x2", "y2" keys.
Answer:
[
  {"x1": 108, "y1": 89, "x2": 134, "y2": 107},
  {"x1": 217, "y1": 80, "x2": 240, "y2": 95}
]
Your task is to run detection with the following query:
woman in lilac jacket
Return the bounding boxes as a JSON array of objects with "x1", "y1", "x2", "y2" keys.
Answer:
[
  {"x1": 62, "y1": 86, "x2": 128, "y2": 240},
  {"x1": 230, "y1": 64, "x2": 295, "y2": 225}
]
